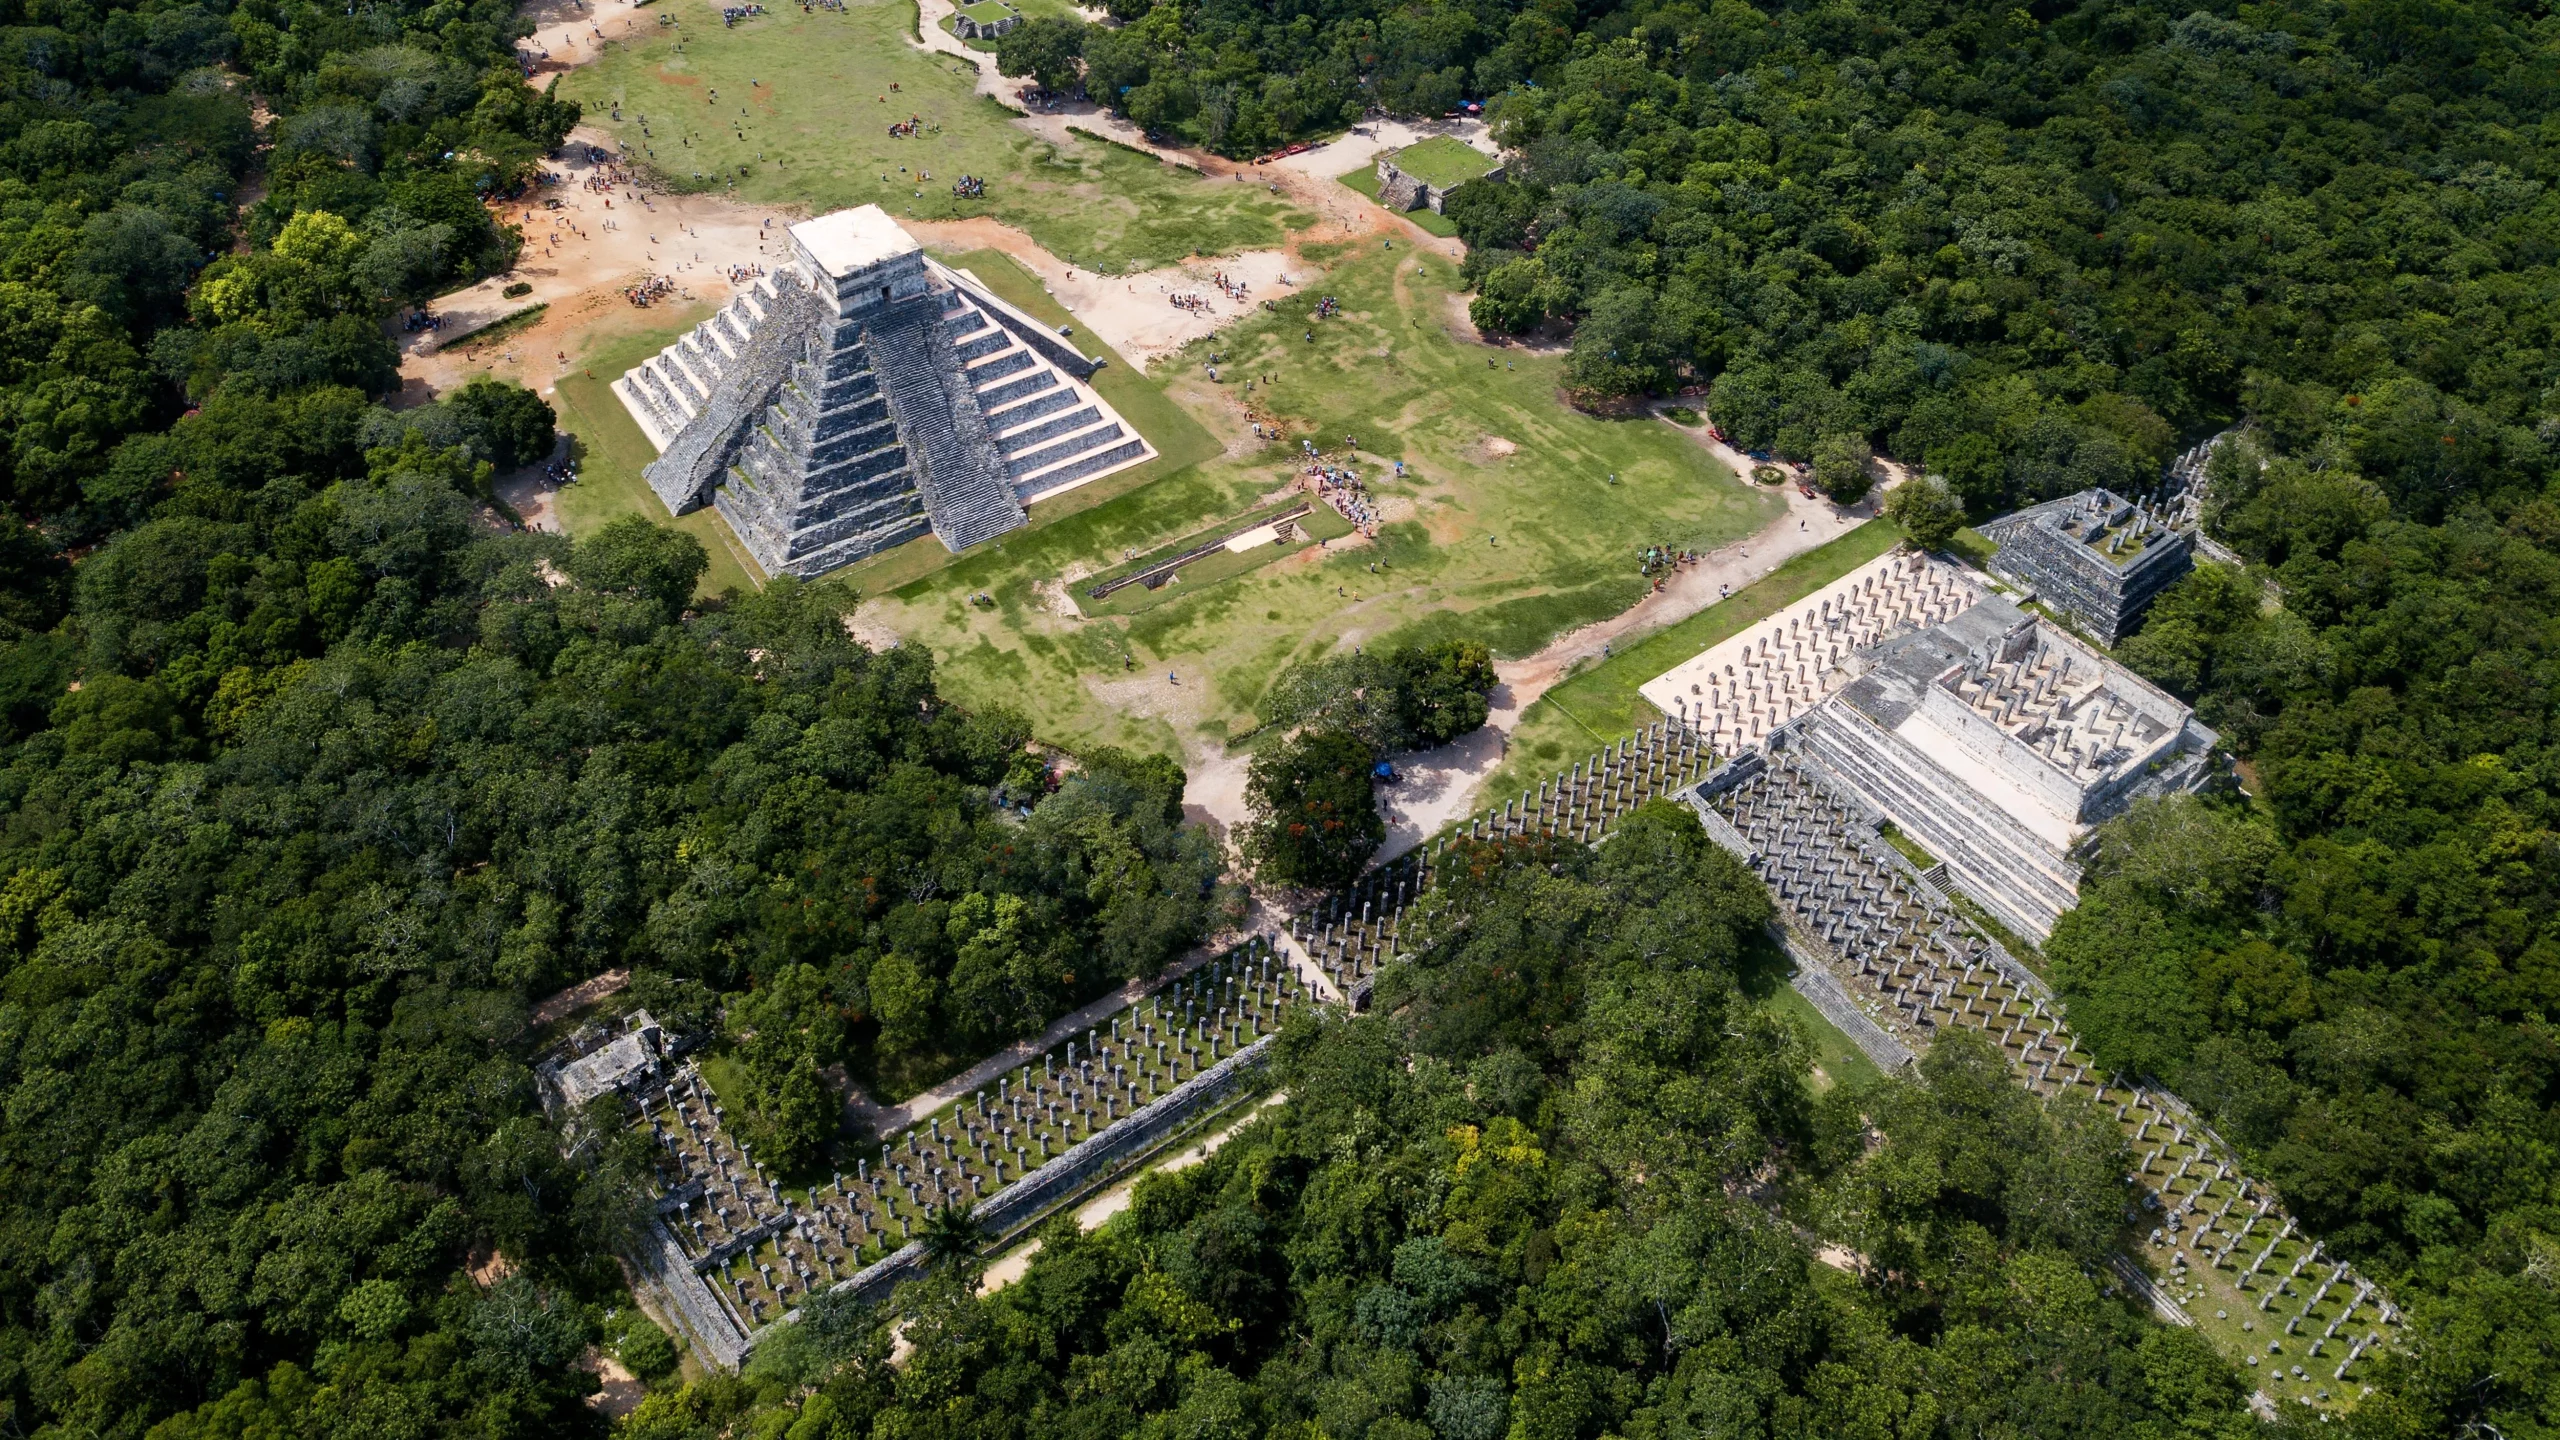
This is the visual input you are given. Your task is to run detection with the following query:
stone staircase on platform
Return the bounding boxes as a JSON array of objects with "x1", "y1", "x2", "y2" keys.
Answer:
[{"x1": 614, "y1": 206, "x2": 1153, "y2": 578}]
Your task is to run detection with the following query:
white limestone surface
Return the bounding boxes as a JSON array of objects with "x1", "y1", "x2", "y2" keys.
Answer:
[
  {"x1": 793, "y1": 205, "x2": 922, "y2": 278},
  {"x1": 1638, "y1": 550, "x2": 1984, "y2": 754}
]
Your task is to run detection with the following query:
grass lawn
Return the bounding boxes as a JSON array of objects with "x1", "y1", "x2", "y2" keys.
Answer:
[
  {"x1": 1949, "y1": 524, "x2": 1999, "y2": 569},
  {"x1": 1761, "y1": 982, "x2": 1886, "y2": 1093},
  {"x1": 561, "y1": 0, "x2": 1310, "y2": 273},
  {"x1": 1337, "y1": 165, "x2": 1460, "y2": 238},
  {"x1": 1483, "y1": 520, "x2": 1904, "y2": 801},
  {"x1": 846, "y1": 243, "x2": 1782, "y2": 758},
  {"x1": 550, "y1": 304, "x2": 767, "y2": 596},
  {"x1": 1387, "y1": 135, "x2": 1497, "y2": 189}
]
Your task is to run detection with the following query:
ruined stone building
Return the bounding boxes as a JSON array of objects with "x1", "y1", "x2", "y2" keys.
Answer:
[
  {"x1": 1977, "y1": 487, "x2": 2196, "y2": 644},
  {"x1": 616, "y1": 206, "x2": 1152, "y2": 578},
  {"x1": 1643, "y1": 551, "x2": 2219, "y2": 942}
]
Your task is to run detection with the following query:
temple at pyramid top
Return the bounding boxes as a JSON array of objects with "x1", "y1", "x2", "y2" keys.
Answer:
[{"x1": 614, "y1": 205, "x2": 1154, "y2": 579}]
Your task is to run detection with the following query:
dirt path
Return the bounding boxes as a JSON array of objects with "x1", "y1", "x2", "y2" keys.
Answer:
[
  {"x1": 913, "y1": 217, "x2": 1307, "y2": 371},
  {"x1": 976, "y1": 1090, "x2": 1289, "y2": 1295},
  {"x1": 1178, "y1": 426, "x2": 1897, "y2": 858}
]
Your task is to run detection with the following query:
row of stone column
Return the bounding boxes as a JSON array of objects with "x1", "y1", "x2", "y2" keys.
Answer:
[
  {"x1": 1709, "y1": 756, "x2": 2401, "y2": 1398},
  {"x1": 1290, "y1": 724, "x2": 1714, "y2": 994}
]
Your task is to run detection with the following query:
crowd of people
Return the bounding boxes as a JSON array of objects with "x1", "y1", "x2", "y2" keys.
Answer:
[
  {"x1": 623, "y1": 274, "x2": 678, "y2": 307},
  {"x1": 885, "y1": 115, "x2": 936, "y2": 138},
  {"x1": 400, "y1": 310, "x2": 448, "y2": 333},
  {"x1": 950, "y1": 174, "x2": 986, "y2": 198},
  {"x1": 802, "y1": 0, "x2": 846, "y2": 12},
  {"x1": 720, "y1": 262, "x2": 766, "y2": 284},
  {"x1": 1300, "y1": 443, "x2": 1380, "y2": 536},
  {"x1": 1638, "y1": 544, "x2": 1703, "y2": 584},
  {"x1": 1313, "y1": 294, "x2": 1341, "y2": 319},
  {"x1": 720, "y1": 4, "x2": 767, "y2": 25}
]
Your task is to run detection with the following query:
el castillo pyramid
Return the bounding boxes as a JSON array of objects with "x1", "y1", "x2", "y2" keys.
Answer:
[{"x1": 614, "y1": 206, "x2": 1153, "y2": 577}]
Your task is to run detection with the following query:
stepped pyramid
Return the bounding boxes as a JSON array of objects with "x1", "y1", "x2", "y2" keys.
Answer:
[{"x1": 614, "y1": 206, "x2": 1154, "y2": 577}]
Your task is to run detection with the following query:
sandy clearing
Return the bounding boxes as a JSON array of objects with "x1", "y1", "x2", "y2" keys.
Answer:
[
  {"x1": 435, "y1": 0, "x2": 1403, "y2": 406},
  {"x1": 517, "y1": 0, "x2": 664, "y2": 80},
  {"x1": 578, "y1": 1347, "x2": 647, "y2": 1418},
  {"x1": 396, "y1": 125, "x2": 799, "y2": 400},
  {"x1": 914, "y1": 217, "x2": 1305, "y2": 370}
]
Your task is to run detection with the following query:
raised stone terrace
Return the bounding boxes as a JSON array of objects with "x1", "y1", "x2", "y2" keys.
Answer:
[
  {"x1": 1978, "y1": 486, "x2": 2196, "y2": 644},
  {"x1": 1798, "y1": 595, "x2": 2219, "y2": 940},
  {"x1": 572, "y1": 940, "x2": 1305, "y2": 1368},
  {"x1": 616, "y1": 205, "x2": 1152, "y2": 577}
]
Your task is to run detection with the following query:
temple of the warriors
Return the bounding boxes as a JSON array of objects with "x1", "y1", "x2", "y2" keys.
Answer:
[
  {"x1": 1642, "y1": 550, "x2": 2218, "y2": 941},
  {"x1": 616, "y1": 206, "x2": 1152, "y2": 577}
]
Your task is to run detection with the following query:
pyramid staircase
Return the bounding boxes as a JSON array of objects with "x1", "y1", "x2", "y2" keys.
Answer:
[{"x1": 616, "y1": 245, "x2": 1153, "y2": 577}]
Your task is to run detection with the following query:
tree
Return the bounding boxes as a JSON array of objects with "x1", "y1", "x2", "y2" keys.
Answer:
[
  {"x1": 920, "y1": 1202, "x2": 983, "y2": 1264},
  {"x1": 752, "y1": 1057, "x2": 836, "y2": 1176},
  {"x1": 565, "y1": 515, "x2": 707, "y2": 622},
  {"x1": 448, "y1": 375, "x2": 557, "y2": 469},
  {"x1": 1882, "y1": 475, "x2": 1965, "y2": 550},
  {"x1": 617, "y1": 1320, "x2": 680, "y2": 1381},
  {"x1": 1811, "y1": 432, "x2": 1873, "y2": 505},
  {"x1": 1391, "y1": 639, "x2": 1496, "y2": 747},
  {"x1": 1565, "y1": 285, "x2": 1679, "y2": 399},
  {"x1": 1243, "y1": 728, "x2": 1382, "y2": 887},
  {"x1": 1262, "y1": 641, "x2": 1498, "y2": 756},
  {"x1": 994, "y1": 16, "x2": 1088, "y2": 95},
  {"x1": 1928, "y1": 433, "x2": 2008, "y2": 512},
  {"x1": 1470, "y1": 256, "x2": 1552, "y2": 335}
]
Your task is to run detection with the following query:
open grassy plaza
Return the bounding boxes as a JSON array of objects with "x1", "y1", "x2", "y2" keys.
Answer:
[
  {"x1": 559, "y1": 0, "x2": 1308, "y2": 272},
  {"x1": 842, "y1": 243, "x2": 1781, "y2": 757},
  {"x1": 1385, "y1": 135, "x2": 1498, "y2": 188}
]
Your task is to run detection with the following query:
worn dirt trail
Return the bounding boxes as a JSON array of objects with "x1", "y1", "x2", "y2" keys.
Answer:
[
  {"x1": 408, "y1": 0, "x2": 1451, "y2": 421},
  {"x1": 1188, "y1": 430, "x2": 1900, "y2": 861}
]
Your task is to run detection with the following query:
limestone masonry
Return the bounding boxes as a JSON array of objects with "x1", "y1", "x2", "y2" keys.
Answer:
[
  {"x1": 1978, "y1": 484, "x2": 2197, "y2": 644},
  {"x1": 1643, "y1": 550, "x2": 2219, "y2": 941},
  {"x1": 1373, "y1": 150, "x2": 1501, "y2": 214},
  {"x1": 616, "y1": 206, "x2": 1153, "y2": 577}
]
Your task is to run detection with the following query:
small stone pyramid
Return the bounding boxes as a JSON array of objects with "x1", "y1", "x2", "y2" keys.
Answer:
[{"x1": 616, "y1": 206, "x2": 1151, "y2": 578}]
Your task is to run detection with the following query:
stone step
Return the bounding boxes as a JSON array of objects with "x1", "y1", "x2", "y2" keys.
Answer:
[
  {"x1": 985, "y1": 385, "x2": 1080, "y2": 434},
  {"x1": 964, "y1": 348, "x2": 1037, "y2": 389},
  {"x1": 655, "y1": 353, "x2": 708, "y2": 408},
  {"x1": 977, "y1": 370, "x2": 1059, "y2": 410},
  {"x1": 996, "y1": 405, "x2": 1101, "y2": 456},
  {"x1": 1017, "y1": 437, "x2": 1145, "y2": 499},
  {"x1": 951, "y1": 329, "x2": 1014, "y2": 364},
  {"x1": 1007, "y1": 421, "x2": 1123, "y2": 480},
  {"x1": 640, "y1": 360, "x2": 697, "y2": 422}
]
